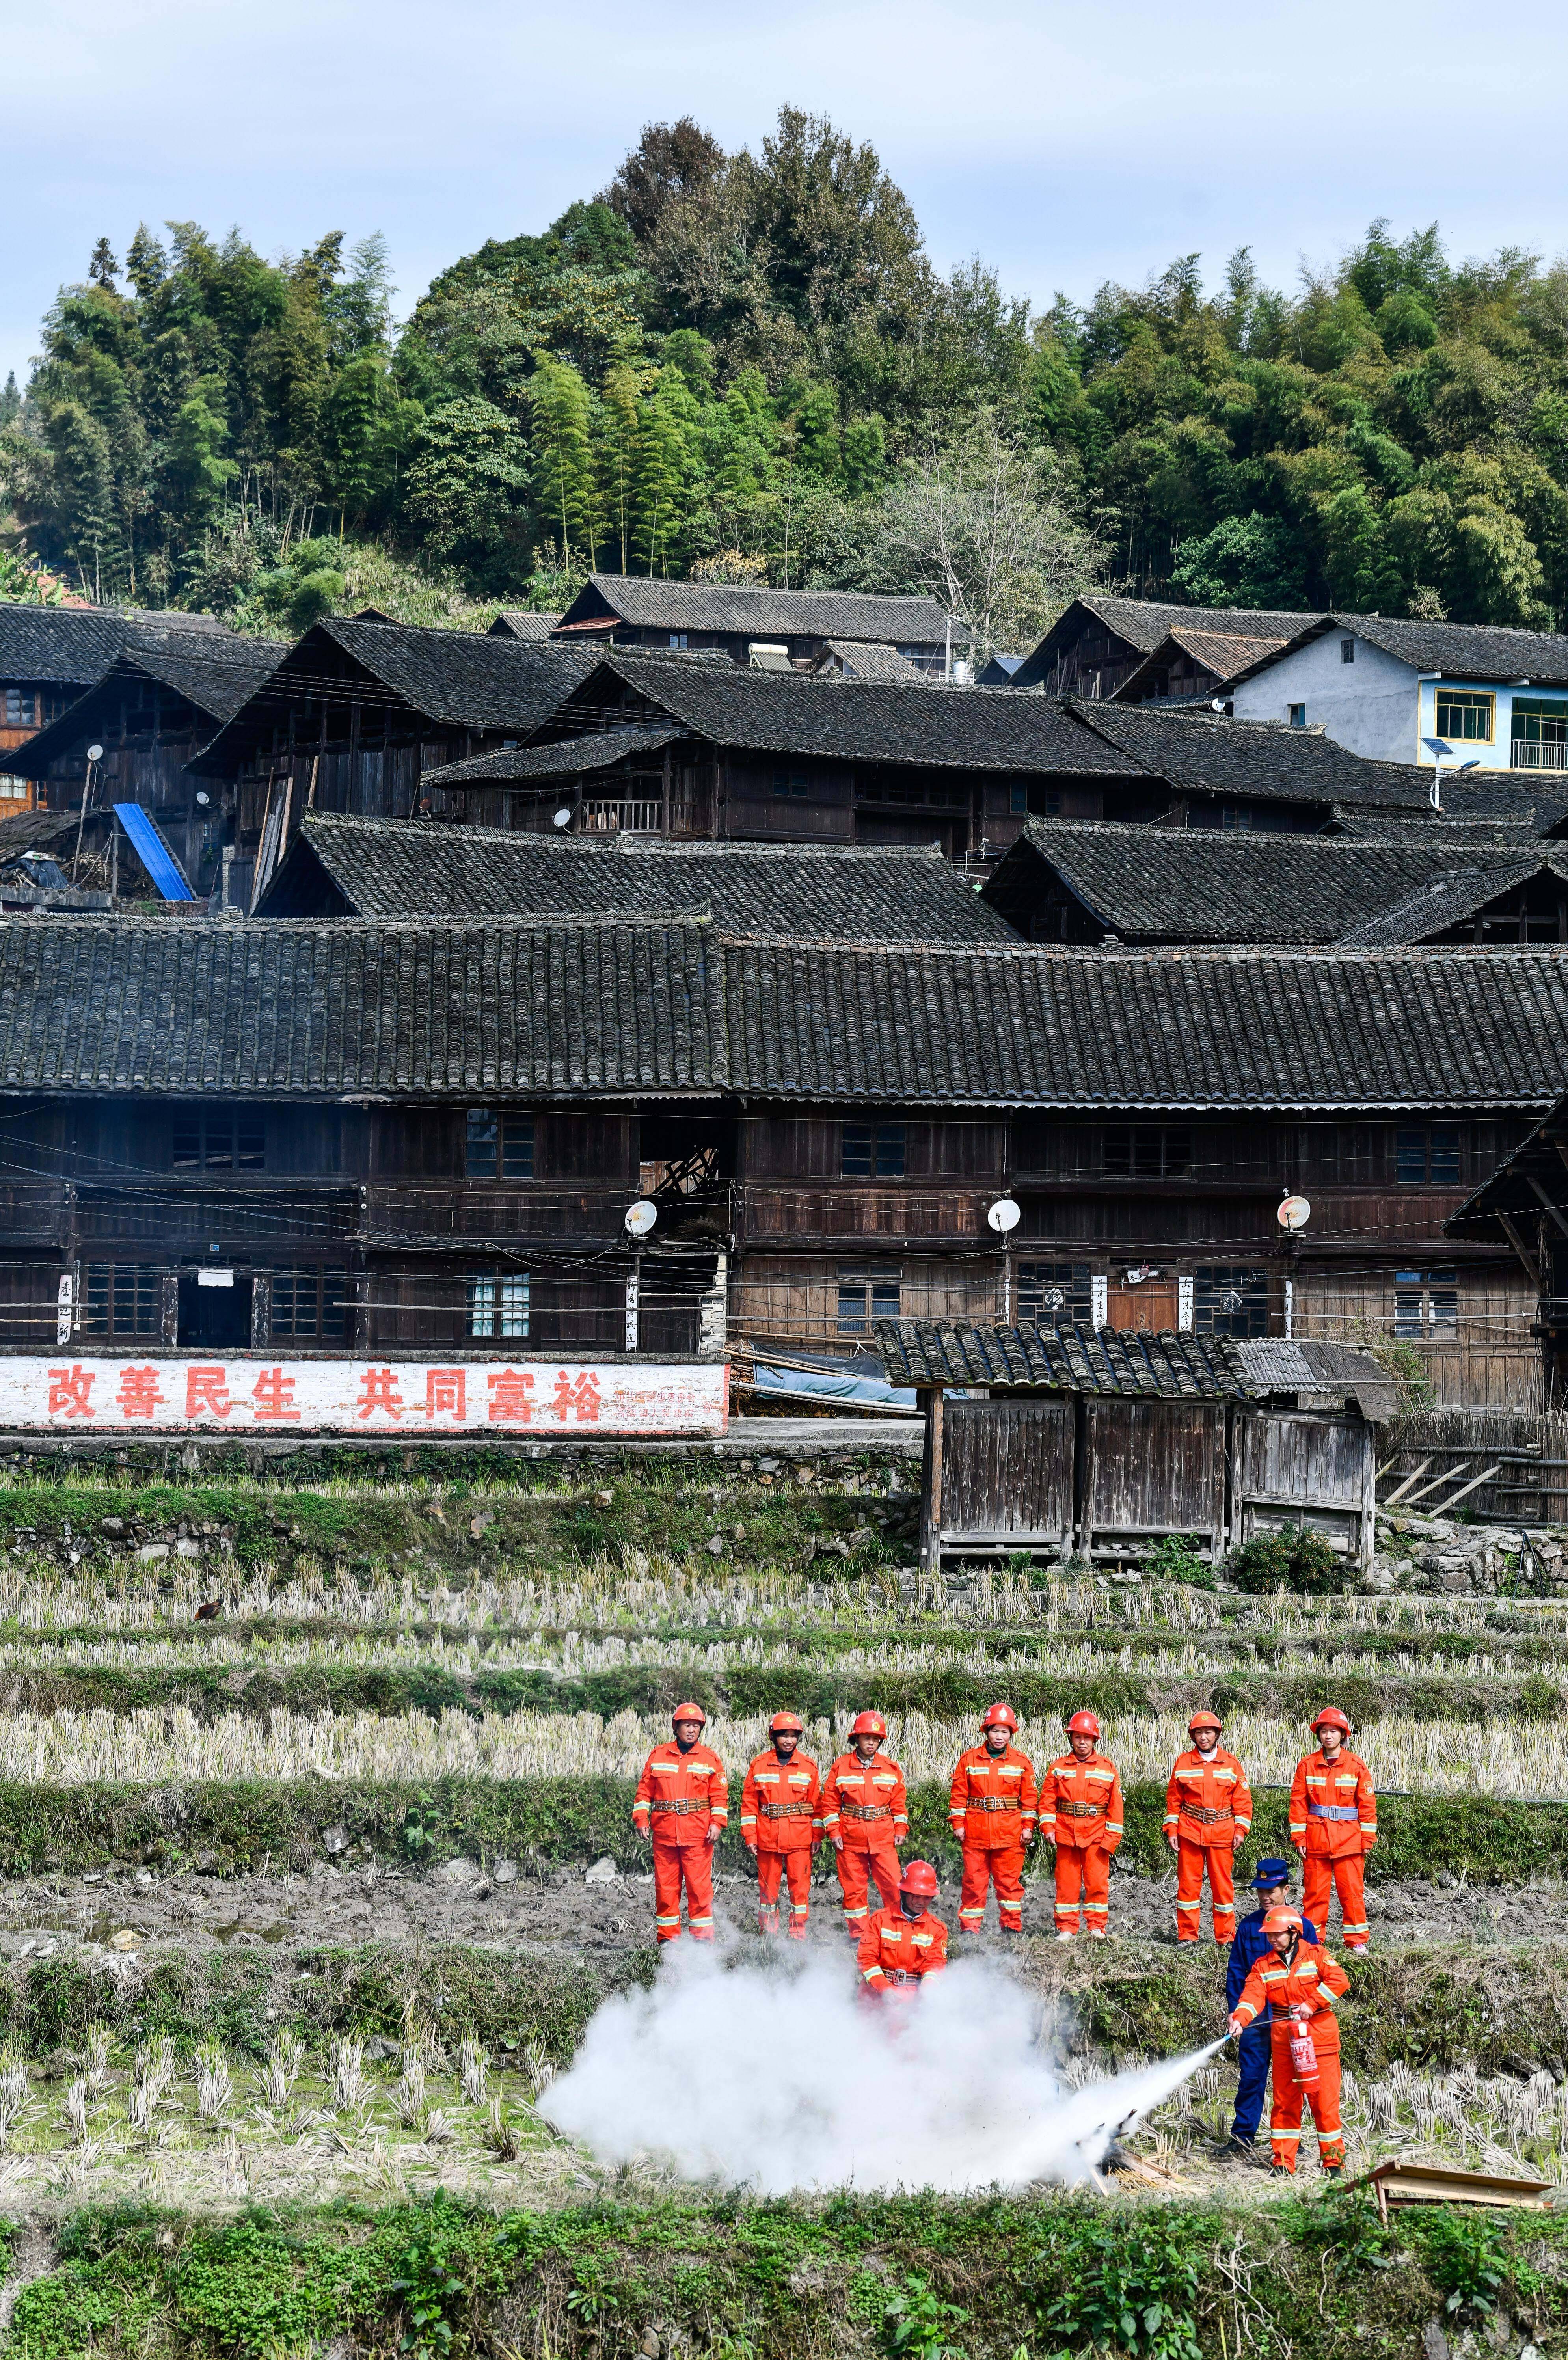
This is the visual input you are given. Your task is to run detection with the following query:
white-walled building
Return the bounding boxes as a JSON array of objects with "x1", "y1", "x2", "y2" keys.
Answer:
[{"x1": 1229, "y1": 614, "x2": 1568, "y2": 777}]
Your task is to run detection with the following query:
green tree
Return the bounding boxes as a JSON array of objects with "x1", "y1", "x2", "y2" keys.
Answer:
[
  {"x1": 527, "y1": 356, "x2": 598, "y2": 569},
  {"x1": 403, "y1": 395, "x2": 530, "y2": 574}
]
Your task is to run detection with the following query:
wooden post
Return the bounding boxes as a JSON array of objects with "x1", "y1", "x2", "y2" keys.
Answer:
[
  {"x1": 1361, "y1": 1416, "x2": 1378, "y2": 1573},
  {"x1": 920, "y1": 1384, "x2": 946, "y2": 1577}
]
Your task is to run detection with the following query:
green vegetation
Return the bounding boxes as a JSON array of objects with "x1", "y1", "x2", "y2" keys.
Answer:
[
  {"x1": 9, "y1": 112, "x2": 1568, "y2": 639},
  {"x1": 1227, "y1": 1525, "x2": 1349, "y2": 1597},
  {"x1": 11, "y1": 2189, "x2": 1568, "y2": 2360}
]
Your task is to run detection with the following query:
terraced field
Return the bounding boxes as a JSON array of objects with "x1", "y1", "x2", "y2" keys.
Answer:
[{"x1": 2, "y1": 1442, "x2": 1567, "y2": 2358}]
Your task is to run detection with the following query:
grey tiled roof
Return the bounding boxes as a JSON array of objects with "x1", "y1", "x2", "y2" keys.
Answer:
[
  {"x1": 560, "y1": 575, "x2": 951, "y2": 644},
  {"x1": 11, "y1": 633, "x2": 288, "y2": 774},
  {"x1": 1071, "y1": 704, "x2": 1434, "y2": 810},
  {"x1": 0, "y1": 602, "x2": 232, "y2": 689},
  {"x1": 1333, "y1": 855, "x2": 1568, "y2": 945},
  {"x1": 818, "y1": 640, "x2": 927, "y2": 680},
  {"x1": 715, "y1": 939, "x2": 1568, "y2": 1108},
  {"x1": 873, "y1": 1320, "x2": 1259, "y2": 1396},
  {"x1": 488, "y1": 612, "x2": 564, "y2": 640},
  {"x1": 0, "y1": 913, "x2": 724, "y2": 1099},
  {"x1": 1011, "y1": 597, "x2": 1321, "y2": 684},
  {"x1": 1229, "y1": 611, "x2": 1568, "y2": 689},
  {"x1": 5, "y1": 922, "x2": 1568, "y2": 1110},
  {"x1": 421, "y1": 727, "x2": 688, "y2": 784},
  {"x1": 987, "y1": 819, "x2": 1549, "y2": 943},
  {"x1": 562, "y1": 657, "x2": 1150, "y2": 776},
  {"x1": 188, "y1": 622, "x2": 594, "y2": 774},
  {"x1": 261, "y1": 812, "x2": 1018, "y2": 943}
]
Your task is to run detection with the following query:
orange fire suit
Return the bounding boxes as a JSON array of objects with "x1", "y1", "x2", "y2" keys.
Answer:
[
  {"x1": 633, "y1": 1738, "x2": 728, "y2": 1942},
  {"x1": 1230, "y1": 1939, "x2": 1352, "y2": 2172},
  {"x1": 821, "y1": 1749, "x2": 907, "y2": 1931},
  {"x1": 950, "y1": 1741, "x2": 1038, "y2": 1932},
  {"x1": 741, "y1": 1747, "x2": 822, "y2": 1937},
  {"x1": 1290, "y1": 1747, "x2": 1377, "y2": 1950},
  {"x1": 857, "y1": 1906, "x2": 949, "y2": 2003},
  {"x1": 1039, "y1": 1749, "x2": 1124, "y2": 1934},
  {"x1": 1165, "y1": 1746, "x2": 1251, "y2": 1944}
]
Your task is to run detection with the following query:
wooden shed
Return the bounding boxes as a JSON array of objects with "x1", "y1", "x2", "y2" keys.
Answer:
[{"x1": 875, "y1": 1323, "x2": 1395, "y2": 1574}]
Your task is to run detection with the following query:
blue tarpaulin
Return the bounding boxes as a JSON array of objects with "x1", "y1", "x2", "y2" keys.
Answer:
[
  {"x1": 114, "y1": 803, "x2": 196, "y2": 902},
  {"x1": 751, "y1": 1358, "x2": 917, "y2": 1412}
]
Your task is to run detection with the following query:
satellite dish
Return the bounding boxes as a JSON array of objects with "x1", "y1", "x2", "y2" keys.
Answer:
[
  {"x1": 553, "y1": 807, "x2": 573, "y2": 830},
  {"x1": 194, "y1": 790, "x2": 210, "y2": 807},
  {"x1": 624, "y1": 1199, "x2": 657, "y2": 1238},
  {"x1": 86, "y1": 743, "x2": 104, "y2": 763},
  {"x1": 987, "y1": 1196, "x2": 1021, "y2": 1234},
  {"x1": 1277, "y1": 1195, "x2": 1311, "y2": 1232}
]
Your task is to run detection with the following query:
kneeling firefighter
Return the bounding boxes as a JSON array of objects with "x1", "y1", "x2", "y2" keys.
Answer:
[
  {"x1": 1227, "y1": 1906, "x2": 1350, "y2": 2178},
  {"x1": 857, "y1": 1859, "x2": 948, "y2": 2003}
]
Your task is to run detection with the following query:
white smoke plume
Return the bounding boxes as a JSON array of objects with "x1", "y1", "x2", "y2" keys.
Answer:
[{"x1": 544, "y1": 1948, "x2": 1223, "y2": 2193}]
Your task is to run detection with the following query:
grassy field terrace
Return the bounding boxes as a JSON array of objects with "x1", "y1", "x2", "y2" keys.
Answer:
[{"x1": 0, "y1": 1440, "x2": 1560, "y2": 2354}]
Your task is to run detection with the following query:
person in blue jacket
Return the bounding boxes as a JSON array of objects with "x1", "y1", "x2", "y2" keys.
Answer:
[{"x1": 1225, "y1": 1857, "x2": 1319, "y2": 2150}]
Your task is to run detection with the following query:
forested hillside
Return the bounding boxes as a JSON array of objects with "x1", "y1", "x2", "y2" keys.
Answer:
[{"x1": 4, "y1": 106, "x2": 1568, "y2": 650}]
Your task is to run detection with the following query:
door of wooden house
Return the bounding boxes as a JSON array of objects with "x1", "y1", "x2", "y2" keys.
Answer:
[
  {"x1": 939, "y1": 1398, "x2": 1075, "y2": 1548},
  {"x1": 1234, "y1": 1410, "x2": 1376, "y2": 1567},
  {"x1": 1080, "y1": 1397, "x2": 1227, "y2": 1561},
  {"x1": 1105, "y1": 1276, "x2": 1179, "y2": 1332}
]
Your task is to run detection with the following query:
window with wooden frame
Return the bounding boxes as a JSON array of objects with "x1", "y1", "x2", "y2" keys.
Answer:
[
  {"x1": 836, "y1": 1265, "x2": 901, "y2": 1336},
  {"x1": 1017, "y1": 1261, "x2": 1094, "y2": 1330},
  {"x1": 1394, "y1": 1268, "x2": 1460, "y2": 1340},
  {"x1": 1194, "y1": 1267, "x2": 1268, "y2": 1338},
  {"x1": 2, "y1": 690, "x2": 36, "y2": 728},
  {"x1": 1435, "y1": 689, "x2": 1494, "y2": 743},
  {"x1": 270, "y1": 1268, "x2": 348, "y2": 1341},
  {"x1": 81, "y1": 1264, "x2": 162, "y2": 1337},
  {"x1": 772, "y1": 769, "x2": 811, "y2": 798},
  {"x1": 467, "y1": 1268, "x2": 530, "y2": 1338},
  {"x1": 1101, "y1": 1125, "x2": 1194, "y2": 1179},
  {"x1": 841, "y1": 1122, "x2": 906, "y2": 1178},
  {"x1": 465, "y1": 1110, "x2": 534, "y2": 1179},
  {"x1": 170, "y1": 1109, "x2": 265, "y2": 1170},
  {"x1": 1395, "y1": 1127, "x2": 1461, "y2": 1184}
]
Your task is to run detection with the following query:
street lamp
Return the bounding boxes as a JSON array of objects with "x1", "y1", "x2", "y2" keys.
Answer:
[
  {"x1": 987, "y1": 1196, "x2": 1021, "y2": 1321},
  {"x1": 624, "y1": 1198, "x2": 657, "y2": 1349},
  {"x1": 1421, "y1": 737, "x2": 1481, "y2": 812}
]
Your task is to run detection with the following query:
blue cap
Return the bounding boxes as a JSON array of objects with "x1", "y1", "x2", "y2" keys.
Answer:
[{"x1": 1250, "y1": 1857, "x2": 1293, "y2": 1889}]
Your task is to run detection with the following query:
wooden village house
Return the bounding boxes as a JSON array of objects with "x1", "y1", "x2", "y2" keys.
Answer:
[{"x1": 0, "y1": 907, "x2": 1560, "y2": 1414}]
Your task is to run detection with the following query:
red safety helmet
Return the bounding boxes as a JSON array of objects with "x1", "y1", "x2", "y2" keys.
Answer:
[
  {"x1": 1066, "y1": 1710, "x2": 1102, "y2": 1739},
  {"x1": 1261, "y1": 1906, "x2": 1304, "y2": 1937},
  {"x1": 899, "y1": 1859, "x2": 939, "y2": 1898},
  {"x1": 671, "y1": 1701, "x2": 707, "y2": 1728},
  {"x1": 980, "y1": 1702, "x2": 1018, "y2": 1732},
  {"x1": 850, "y1": 1710, "x2": 888, "y2": 1740},
  {"x1": 1188, "y1": 1710, "x2": 1223, "y2": 1735},
  {"x1": 769, "y1": 1711, "x2": 804, "y2": 1736},
  {"x1": 1313, "y1": 1706, "x2": 1352, "y2": 1736}
]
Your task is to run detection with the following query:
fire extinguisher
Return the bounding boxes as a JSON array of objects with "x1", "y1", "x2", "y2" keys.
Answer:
[{"x1": 1287, "y1": 2006, "x2": 1320, "y2": 2091}]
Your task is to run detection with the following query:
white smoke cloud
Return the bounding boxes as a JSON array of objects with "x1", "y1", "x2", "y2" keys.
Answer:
[{"x1": 543, "y1": 1948, "x2": 1222, "y2": 2193}]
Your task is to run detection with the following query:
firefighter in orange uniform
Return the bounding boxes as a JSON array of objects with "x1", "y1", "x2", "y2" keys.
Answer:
[
  {"x1": 950, "y1": 1702, "x2": 1037, "y2": 1936},
  {"x1": 1165, "y1": 1709, "x2": 1251, "y2": 1944},
  {"x1": 1039, "y1": 1710, "x2": 1124, "y2": 1939},
  {"x1": 741, "y1": 1710, "x2": 822, "y2": 1939},
  {"x1": 821, "y1": 1710, "x2": 907, "y2": 1937},
  {"x1": 857, "y1": 1859, "x2": 948, "y2": 2003},
  {"x1": 632, "y1": 1702, "x2": 728, "y2": 1943},
  {"x1": 1227, "y1": 1905, "x2": 1351, "y2": 2177},
  {"x1": 1289, "y1": 1707, "x2": 1377, "y2": 1952}
]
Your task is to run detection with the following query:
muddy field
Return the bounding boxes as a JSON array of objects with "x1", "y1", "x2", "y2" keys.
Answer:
[{"x1": 0, "y1": 1856, "x2": 1550, "y2": 1960}]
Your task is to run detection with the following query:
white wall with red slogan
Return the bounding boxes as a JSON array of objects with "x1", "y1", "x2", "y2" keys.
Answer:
[{"x1": 0, "y1": 1360, "x2": 730, "y2": 1436}]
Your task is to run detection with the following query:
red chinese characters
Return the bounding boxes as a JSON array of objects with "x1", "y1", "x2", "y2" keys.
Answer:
[
  {"x1": 355, "y1": 1368, "x2": 404, "y2": 1421},
  {"x1": 551, "y1": 1371, "x2": 601, "y2": 1423},
  {"x1": 115, "y1": 1366, "x2": 166, "y2": 1420},
  {"x1": 422, "y1": 1369, "x2": 466, "y2": 1421},
  {"x1": 186, "y1": 1367, "x2": 232, "y2": 1419},
  {"x1": 47, "y1": 1366, "x2": 95, "y2": 1419},
  {"x1": 487, "y1": 1370, "x2": 536, "y2": 1423},
  {"x1": 251, "y1": 1369, "x2": 301, "y2": 1424}
]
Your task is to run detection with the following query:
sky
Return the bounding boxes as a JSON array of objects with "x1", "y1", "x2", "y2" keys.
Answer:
[{"x1": 2, "y1": 0, "x2": 1566, "y2": 389}]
